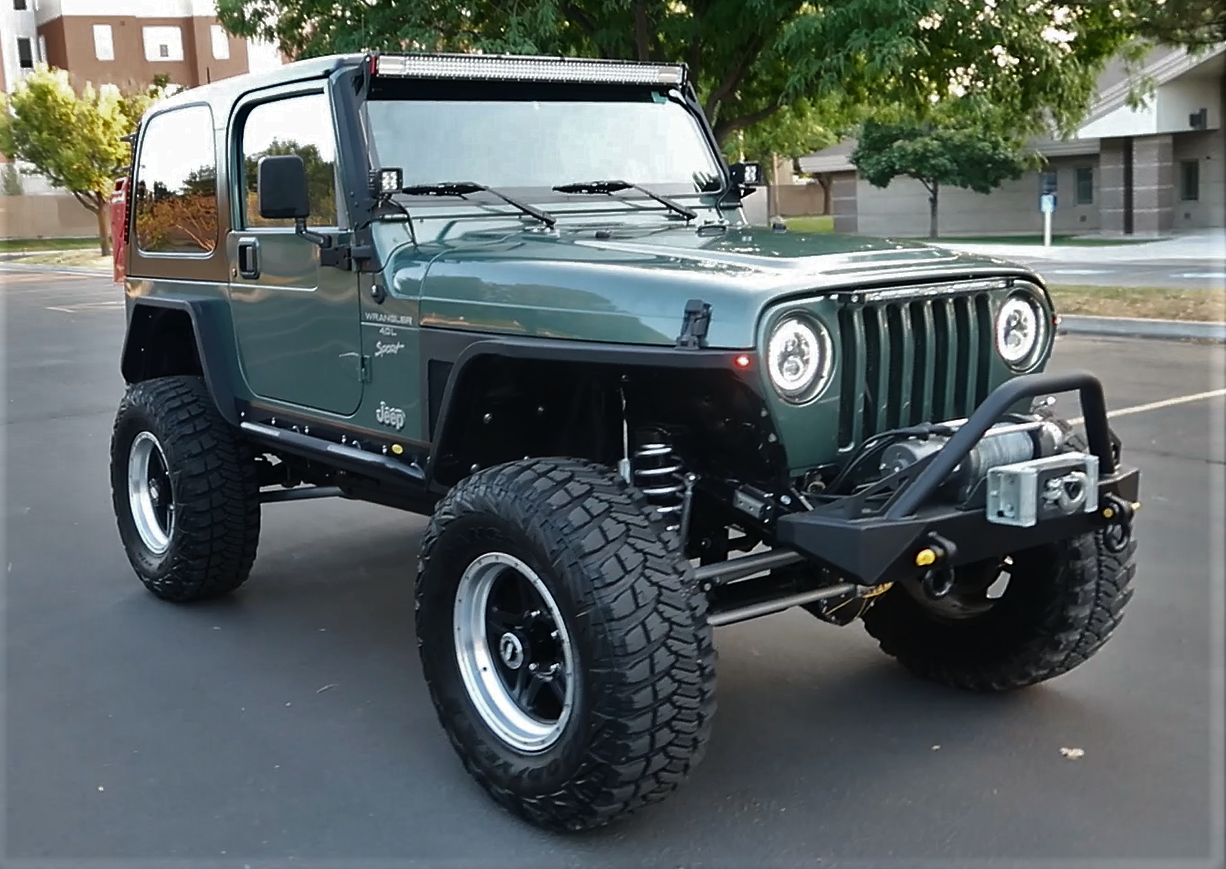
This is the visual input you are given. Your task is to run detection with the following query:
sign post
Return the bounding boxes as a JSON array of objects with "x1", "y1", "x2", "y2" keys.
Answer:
[{"x1": 1040, "y1": 194, "x2": 1056, "y2": 247}]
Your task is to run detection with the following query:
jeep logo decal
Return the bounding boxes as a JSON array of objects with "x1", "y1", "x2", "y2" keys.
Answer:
[{"x1": 375, "y1": 401, "x2": 406, "y2": 431}]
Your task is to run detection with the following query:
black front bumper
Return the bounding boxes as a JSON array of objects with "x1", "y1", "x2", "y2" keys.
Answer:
[{"x1": 775, "y1": 370, "x2": 1140, "y2": 587}]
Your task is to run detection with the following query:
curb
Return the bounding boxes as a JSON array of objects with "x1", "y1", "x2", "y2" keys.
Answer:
[{"x1": 1058, "y1": 314, "x2": 1226, "y2": 342}]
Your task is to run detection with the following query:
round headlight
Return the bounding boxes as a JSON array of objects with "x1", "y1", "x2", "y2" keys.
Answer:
[
  {"x1": 995, "y1": 294, "x2": 1043, "y2": 368},
  {"x1": 767, "y1": 315, "x2": 831, "y2": 402}
]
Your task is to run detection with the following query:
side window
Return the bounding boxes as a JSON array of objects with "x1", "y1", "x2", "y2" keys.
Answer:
[
  {"x1": 133, "y1": 105, "x2": 218, "y2": 255},
  {"x1": 239, "y1": 92, "x2": 339, "y2": 229}
]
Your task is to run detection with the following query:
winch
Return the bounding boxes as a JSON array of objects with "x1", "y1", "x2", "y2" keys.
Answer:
[{"x1": 879, "y1": 418, "x2": 1066, "y2": 502}]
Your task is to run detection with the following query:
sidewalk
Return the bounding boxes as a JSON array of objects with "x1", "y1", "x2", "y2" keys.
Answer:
[{"x1": 926, "y1": 229, "x2": 1225, "y2": 264}]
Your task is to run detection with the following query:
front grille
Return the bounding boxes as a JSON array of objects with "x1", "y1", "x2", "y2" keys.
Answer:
[{"x1": 837, "y1": 292, "x2": 995, "y2": 448}]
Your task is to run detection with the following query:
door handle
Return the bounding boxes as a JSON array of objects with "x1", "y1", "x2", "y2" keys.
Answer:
[{"x1": 237, "y1": 238, "x2": 260, "y2": 279}]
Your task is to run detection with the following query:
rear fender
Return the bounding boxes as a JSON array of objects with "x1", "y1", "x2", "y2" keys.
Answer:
[{"x1": 121, "y1": 297, "x2": 244, "y2": 426}]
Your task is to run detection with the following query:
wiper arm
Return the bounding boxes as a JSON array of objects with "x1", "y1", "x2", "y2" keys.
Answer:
[
  {"x1": 553, "y1": 180, "x2": 698, "y2": 222},
  {"x1": 399, "y1": 182, "x2": 556, "y2": 227}
]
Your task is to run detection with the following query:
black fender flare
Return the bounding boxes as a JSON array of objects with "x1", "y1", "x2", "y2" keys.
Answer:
[
  {"x1": 121, "y1": 296, "x2": 245, "y2": 426},
  {"x1": 423, "y1": 333, "x2": 775, "y2": 488}
]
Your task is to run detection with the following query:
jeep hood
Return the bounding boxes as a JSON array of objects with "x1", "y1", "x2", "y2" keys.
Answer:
[{"x1": 399, "y1": 226, "x2": 1037, "y2": 348}]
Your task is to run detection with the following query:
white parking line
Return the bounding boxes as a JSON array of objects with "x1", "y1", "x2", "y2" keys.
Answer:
[
  {"x1": 45, "y1": 300, "x2": 125, "y2": 313},
  {"x1": 1174, "y1": 272, "x2": 1226, "y2": 280},
  {"x1": 1068, "y1": 388, "x2": 1226, "y2": 425}
]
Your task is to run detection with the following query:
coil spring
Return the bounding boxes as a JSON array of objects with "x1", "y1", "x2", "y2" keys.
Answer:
[{"x1": 632, "y1": 428, "x2": 685, "y2": 527}]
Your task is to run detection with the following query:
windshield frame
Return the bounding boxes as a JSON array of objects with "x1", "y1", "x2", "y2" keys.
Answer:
[{"x1": 356, "y1": 75, "x2": 733, "y2": 209}]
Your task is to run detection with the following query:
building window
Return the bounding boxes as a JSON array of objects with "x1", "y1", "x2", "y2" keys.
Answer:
[
  {"x1": 16, "y1": 36, "x2": 33, "y2": 69},
  {"x1": 93, "y1": 24, "x2": 114, "y2": 61},
  {"x1": 1180, "y1": 160, "x2": 1199, "y2": 201},
  {"x1": 210, "y1": 24, "x2": 230, "y2": 60},
  {"x1": 1075, "y1": 167, "x2": 1093, "y2": 205},
  {"x1": 239, "y1": 91, "x2": 339, "y2": 228},
  {"x1": 13, "y1": 0, "x2": 27, "y2": 10},
  {"x1": 142, "y1": 26, "x2": 184, "y2": 62},
  {"x1": 133, "y1": 105, "x2": 218, "y2": 255}
]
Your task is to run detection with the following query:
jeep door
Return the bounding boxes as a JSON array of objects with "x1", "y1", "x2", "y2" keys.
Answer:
[{"x1": 226, "y1": 84, "x2": 362, "y2": 416}]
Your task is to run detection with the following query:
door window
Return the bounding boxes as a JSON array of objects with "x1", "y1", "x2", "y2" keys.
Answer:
[
  {"x1": 238, "y1": 91, "x2": 340, "y2": 229},
  {"x1": 132, "y1": 105, "x2": 218, "y2": 254}
]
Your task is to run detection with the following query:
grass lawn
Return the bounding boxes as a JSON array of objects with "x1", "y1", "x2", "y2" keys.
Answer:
[
  {"x1": 2, "y1": 249, "x2": 110, "y2": 268},
  {"x1": 784, "y1": 214, "x2": 834, "y2": 233},
  {"x1": 1048, "y1": 285, "x2": 1226, "y2": 322},
  {"x1": 934, "y1": 235, "x2": 1145, "y2": 246},
  {"x1": 0, "y1": 237, "x2": 100, "y2": 253}
]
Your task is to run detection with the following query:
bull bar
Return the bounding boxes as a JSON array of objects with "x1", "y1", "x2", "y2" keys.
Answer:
[{"x1": 769, "y1": 370, "x2": 1141, "y2": 588}]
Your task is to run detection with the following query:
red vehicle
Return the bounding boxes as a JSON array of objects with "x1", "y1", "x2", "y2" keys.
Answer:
[{"x1": 110, "y1": 176, "x2": 128, "y2": 283}]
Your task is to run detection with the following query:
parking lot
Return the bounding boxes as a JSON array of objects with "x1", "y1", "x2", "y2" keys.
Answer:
[{"x1": 3, "y1": 266, "x2": 1223, "y2": 867}]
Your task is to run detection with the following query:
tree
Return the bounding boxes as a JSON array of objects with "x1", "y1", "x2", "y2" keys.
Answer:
[
  {"x1": 1, "y1": 162, "x2": 23, "y2": 196},
  {"x1": 850, "y1": 111, "x2": 1035, "y2": 239},
  {"x1": 216, "y1": 0, "x2": 1145, "y2": 147},
  {"x1": 0, "y1": 65, "x2": 165, "y2": 255},
  {"x1": 1073, "y1": 0, "x2": 1225, "y2": 50}
]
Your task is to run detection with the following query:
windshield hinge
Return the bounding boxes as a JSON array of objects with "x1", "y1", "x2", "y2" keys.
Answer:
[{"x1": 675, "y1": 299, "x2": 711, "y2": 349}]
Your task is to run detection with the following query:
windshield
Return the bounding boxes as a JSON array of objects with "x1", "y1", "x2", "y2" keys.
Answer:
[{"x1": 363, "y1": 85, "x2": 724, "y2": 197}]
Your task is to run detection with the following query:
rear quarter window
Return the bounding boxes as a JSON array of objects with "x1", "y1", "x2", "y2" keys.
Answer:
[{"x1": 133, "y1": 105, "x2": 219, "y2": 255}]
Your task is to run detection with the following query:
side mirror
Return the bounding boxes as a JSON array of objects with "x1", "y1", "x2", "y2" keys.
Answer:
[
  {"x1": 257, "y1": 154, "x2": 310, "y2": 220},
  {"x1": 729, "y1": 161, "x2": 765, "y2": 187}
]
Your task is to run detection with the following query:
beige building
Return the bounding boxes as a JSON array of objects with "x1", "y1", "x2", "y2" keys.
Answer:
[{"x1": 799, "y1": 45, "x2": 1226, "y2": 238}]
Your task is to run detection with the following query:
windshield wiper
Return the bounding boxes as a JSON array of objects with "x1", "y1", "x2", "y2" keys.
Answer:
[
  {"x1": 553, "y1": 180, "x2": 697, "y2": 222},
  {"x1": 399, "y1": 182, "x2": 556, "y2": 228}
]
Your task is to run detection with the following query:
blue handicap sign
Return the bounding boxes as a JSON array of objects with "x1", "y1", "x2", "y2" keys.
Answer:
[{"x1": 1040, "y1": 194, "x2": 1056, "y2": 213}]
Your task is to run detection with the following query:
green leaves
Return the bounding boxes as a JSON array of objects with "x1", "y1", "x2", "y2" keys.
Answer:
[
  {"x1": 853, "y1": 117, "x2": 1032, "y2": 194},
  {"x1": 850, "y1": 109, "x2": 1037, "y2": 236},
  {"x1": 0, "y1": 65, "x2": 165, "y2": 253},
  {"x1": 214, "y1": 0, "x2": 1201, "y2": 159},
  {"x1": 0, "y1": 65, "x2": 143, "y2": 204}
]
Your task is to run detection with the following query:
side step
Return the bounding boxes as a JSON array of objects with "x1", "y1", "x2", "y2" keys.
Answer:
[{"x1": 241, "y1": 421, "x2": 426, "y2": 486}]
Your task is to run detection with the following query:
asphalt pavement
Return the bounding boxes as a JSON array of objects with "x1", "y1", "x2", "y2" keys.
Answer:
[{"x1": 3, "y1": 267, "x2": 1224, "y2": 868}]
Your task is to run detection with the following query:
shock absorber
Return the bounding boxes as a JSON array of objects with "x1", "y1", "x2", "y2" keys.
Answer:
[{"x1": 632, "y1": 427, "x2": 685, "y2": 528}]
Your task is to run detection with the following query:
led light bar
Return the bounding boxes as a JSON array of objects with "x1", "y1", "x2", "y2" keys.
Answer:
[{"x1": 373, "y1": 53, "x2": 686, "y2": 86}]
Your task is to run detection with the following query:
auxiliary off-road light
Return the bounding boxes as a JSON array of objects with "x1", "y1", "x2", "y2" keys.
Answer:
[
  {"x1": 995, "y1": 292, "x2": 1044, "y2": 369},
  {"x1": 371, "y1": 168, "x2": 403, "y2": 195},
  {"x1": 372, "y1": 53, "x2": 686, "y2": 86},
  {"x1": 766, "y1": 314, "x2": 833, "y2": 403}
]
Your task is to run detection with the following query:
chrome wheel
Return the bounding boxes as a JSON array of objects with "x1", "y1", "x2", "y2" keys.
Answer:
[
  {"x1": 453, "y1": 552, "x2": 575, "y2": 754},
  {"x1": 127, "y1": 431, "x2": 174, "y2": 554}
]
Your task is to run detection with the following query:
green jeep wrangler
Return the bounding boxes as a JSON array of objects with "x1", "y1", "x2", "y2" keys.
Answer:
[{"x1": 110, "y1": 51, "x2": 1140, "y2": 831}]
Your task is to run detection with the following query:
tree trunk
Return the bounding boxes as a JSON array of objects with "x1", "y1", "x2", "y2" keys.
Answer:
[
  {"x1": 818, "y1": 174, "x2": 832, "y2": 215},
  {"x1": 928, "y1": 181, "x2": 939, "y2": 239},
  {"x1": 95, "y1": 198, "x2": 112, "y2": 257}
]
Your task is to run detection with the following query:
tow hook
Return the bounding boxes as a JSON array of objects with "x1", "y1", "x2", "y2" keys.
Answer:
[
  {"x1": 914, "y1": 532, "x2": 958, "y2": 600},
  {"x1": 1099, "y1": 492, "x2": 1140, "y2": 553}
]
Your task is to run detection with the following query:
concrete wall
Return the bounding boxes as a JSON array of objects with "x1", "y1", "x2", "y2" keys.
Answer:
[
  {"x1": 853, "y1": 156, "x2": 1101, "y2": 238},
  {"x1": 0, "y1": 193, "x2": 98, "y2": 239},
  {"x1": 1172, "y1": 128, "x2": 1226, "y2": 229}
]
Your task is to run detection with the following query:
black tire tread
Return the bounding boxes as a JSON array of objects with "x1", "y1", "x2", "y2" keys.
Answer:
[
  {"x1": 110, "y1": 375, "x2": 260, "y2": 601},
  {"x1": 862, "y1": 413, "x2": 1136, "y2": 692},
  {"x1": 862, "y1": 529, "x2": 1135, "y2": 691},
  {"x1": 415, "y1": 458, "x2": 716, "y2": 831}
]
